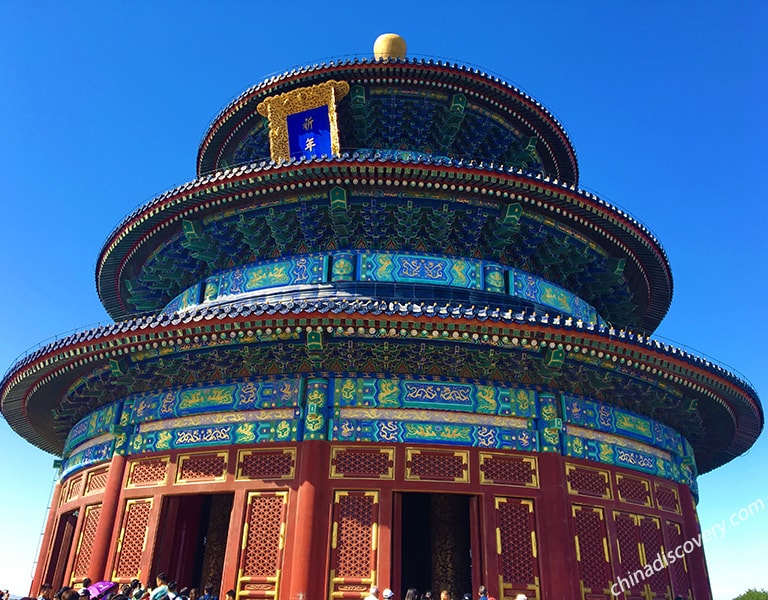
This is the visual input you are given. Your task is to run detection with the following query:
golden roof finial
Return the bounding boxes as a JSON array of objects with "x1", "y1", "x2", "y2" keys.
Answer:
[{"x1": 373, "y1": 33, "x2": 407, "y2": 60}]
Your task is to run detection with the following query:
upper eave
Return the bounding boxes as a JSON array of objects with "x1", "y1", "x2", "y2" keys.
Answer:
[{"x1": 195, "y1": 57, "x2": 579, "y2": 183}]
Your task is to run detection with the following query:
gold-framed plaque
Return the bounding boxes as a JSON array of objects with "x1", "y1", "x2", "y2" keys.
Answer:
[{"x1": 257, "y1": 80, "x2": 350, "y2": 163}]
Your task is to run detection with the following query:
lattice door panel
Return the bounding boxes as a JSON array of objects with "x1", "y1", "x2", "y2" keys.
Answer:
[
  {"x1": 612, "y1": 511, "x2": 645, "y2": 600},
  {"x1": 571, "y1": 504, "x2": 614, "y2": 600},
  {"x1": 112, "y1": 498, "x2": 153, "y2": 581},
  {"x1": 70, "y1": 504, "x2": 102, "y2": 584},
  {"x1": 237, "y1": 491, "x2": 288, "y2": 600},
  {"x1": 493, "y1": 497, "x2": 540, "y2": 600},
  {"x1": 328, "y1": 491, "x2": 379, "y2": 599},
  {"x1": 663, "y1": 520, "x2": 692, "y2": 600},
  {"x1": 638, "y1": 515, "x2": 671, "y2": 599}
]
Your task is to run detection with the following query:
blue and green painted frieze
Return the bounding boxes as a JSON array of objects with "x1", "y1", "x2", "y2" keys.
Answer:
[
  {"x1": 60, "y1": 374, "x2": 695, "y2": 490},
  {"x1": 163, "y1": 250, "x2": 605, "y2": 326}
]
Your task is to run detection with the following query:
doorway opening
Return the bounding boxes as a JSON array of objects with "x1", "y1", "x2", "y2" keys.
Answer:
[
  {"x1": 152, "y1": 493, "x2": 234, "y2": 590},
  {"x1": 397, "y1": 493, "x2": 475, "y2": 599},
  {"x1": 44, "y1": 509, "x2": 79, "y2": 589}
]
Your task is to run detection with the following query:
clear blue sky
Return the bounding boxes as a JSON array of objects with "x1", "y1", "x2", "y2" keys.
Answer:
[{"x1": 1, "y1": 2, "x2": 766, "y2": 599}]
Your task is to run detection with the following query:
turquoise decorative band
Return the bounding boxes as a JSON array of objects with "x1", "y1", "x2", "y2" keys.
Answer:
[
  {"x1": 163, "y1": 250, "x2": 605, "y2": 325},
  {"x1": 61, "y1": 375, "x2": 696, "y2": 494}
]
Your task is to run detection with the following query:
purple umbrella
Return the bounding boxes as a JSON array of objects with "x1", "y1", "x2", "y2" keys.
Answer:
[{"x1": 85, "y1": 582, "x2": 117, "y2": 600}]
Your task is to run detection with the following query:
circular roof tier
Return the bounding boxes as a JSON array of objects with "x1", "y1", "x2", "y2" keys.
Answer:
[
  {"x1": 0, "y1": 300, "x2": 761, "y2": 475},
  {"x1": 196, "y1": 57, "x2": 579, "y2": 183},
  {"x1": 97, "y1": 159, "x2": 672, "y2": 332}
]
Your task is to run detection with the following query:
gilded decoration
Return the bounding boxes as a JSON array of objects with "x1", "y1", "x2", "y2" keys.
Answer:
[{"x1": 256, "y1": 80, "x2": 349, "y2": 163}]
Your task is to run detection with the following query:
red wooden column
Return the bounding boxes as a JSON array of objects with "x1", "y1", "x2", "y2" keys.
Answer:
[
  {"x1": 31, "y1": 480, "x2": 63, "y2": 594},
  {"x1": 679, "y1": 485, "x2": 713, "y2": 600},
  {"x1": 286, "y1": 440, "x2": 326, "y2": 600},
  {"x1": 88, "y1": 453, "x2": 127, "y2": 580},
  {"x1": 536, "y1": 453, "x2": 576, "y2": 599}
]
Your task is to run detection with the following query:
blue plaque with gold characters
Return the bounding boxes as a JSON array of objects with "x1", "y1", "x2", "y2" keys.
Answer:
[{"x1": 287, "y1": 105, "x2": 332, "y2": 159}]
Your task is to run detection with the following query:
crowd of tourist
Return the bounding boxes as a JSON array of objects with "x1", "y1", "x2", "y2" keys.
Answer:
[
  {"x1": 364, "y1": 583, "x2": 528, "y2": 600},
  {"x1": 9, "y1": 579, "x2": 534, "y2": 600},
  {"x1": 18, "y1": 577, "x2": 235, "y2": 600}
]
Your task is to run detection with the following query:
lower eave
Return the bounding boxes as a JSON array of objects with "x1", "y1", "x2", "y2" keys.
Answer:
[{"x1": 1, "y1": 300, "x2": 760, "y2": 472}]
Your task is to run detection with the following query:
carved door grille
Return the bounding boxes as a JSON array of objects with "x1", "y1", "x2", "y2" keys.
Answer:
[
  {"x1": 70, "y1": 504, "x2": 102, "y2": 583},
  {"x1": 85, "y1": 467, "x2": 110, "y2": 495},
  {"x1": 494, "y1": 497, "x2": 540, "y2": 599},
  {"x1": 127, "y1": 457, "x2": 169, "y2": 487},
  {"x1": 236, "y1": 448, "x2": 296, "y2": 480},
  {"x1": 572, "y1": 504, "x2": 613, "y2": 599},
  {"x1": 639, "y1": 515, "x2": 671, "y2": 599},
  {"x1": 664, "y1": 520, "x2": 692, "y2": 599},
  {"x1": 238, "y1": 491, "x2": 288, "y2": 598},
  {"x1": 113, "y1": 498, "x2": 153, "y2": 580},
  {"x1": 329, "y1": 491, "x2": 379, "y2": 598}
]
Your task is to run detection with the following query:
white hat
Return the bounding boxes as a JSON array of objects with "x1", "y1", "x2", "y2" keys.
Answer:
[{"x1": 383, "y1": 590, "x2": 394, "y2": 599}]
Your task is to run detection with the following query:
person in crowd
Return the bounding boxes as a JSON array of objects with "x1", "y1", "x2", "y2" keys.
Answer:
[
  {"x1": 149, "y1": 574, "x2": 169, "y2": 600},
  {"x1": 125, "y1": 581, "x2": 142, "y2": 600},
  {"x1": 403, "y1": 589, "x2": 419, "y2": 600},
  {"x1": 197, "y1": 587, "x2": 216, "y2": 600},
  {"x1": 382, "y1": 590, "x2": 394, "y2": 600},
  {"x1": 439, "y1": 591, "x2": 450, "y2": 600},
  {"x1": 166, "y1": 582, "x2": 178, "y2": 600},
  {"x1": 63, "y1": 590, "x2": 80, "y2": 600},
  {"x1": 187, "y1": 589, "x2": 197, "y2": 600},
  {"x1": 477, "y1": 586, "x2": 488, "y2": 600},
  {"x1": 81, "y1": 581, "x2": 92, "y2": 592},
  {"x1": 38, "y1": 585, "x2": 53, "y2": 600},
  {"x1": 223, "y1": 591, "x2": 235, "y2": 600},
  {"x1": 54, "y1": 587, "x2": 71, "y2": 600},
  {"x1": 364, "y1": 586, "x2": 380, "y2": 600}
]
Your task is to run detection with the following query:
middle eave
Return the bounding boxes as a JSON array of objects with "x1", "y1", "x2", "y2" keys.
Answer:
[{"x1": 96, "y1": 158, "x2": 672, "y2": 331}]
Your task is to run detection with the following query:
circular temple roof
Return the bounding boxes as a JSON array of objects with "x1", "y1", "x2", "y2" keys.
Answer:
[
  {"x1": 196, "y1": 58, "x2": 579, "y2": 183},
  {"x1": 2, "y1": 44, "x2": 762, "y2": 487}
]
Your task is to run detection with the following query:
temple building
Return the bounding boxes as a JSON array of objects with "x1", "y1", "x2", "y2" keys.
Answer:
[{"x1": 2, "y1": 34, "x2": 762, "y2": 600}]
